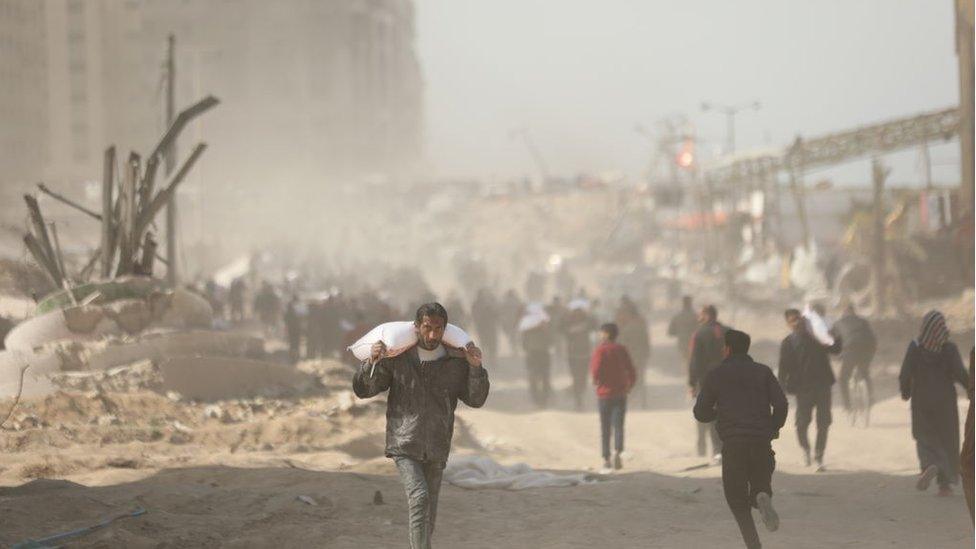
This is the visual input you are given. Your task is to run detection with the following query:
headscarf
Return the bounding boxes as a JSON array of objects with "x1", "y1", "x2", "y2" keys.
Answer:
[{"x1": 917, "y1": 310, "x2": 950, "y2": 353}]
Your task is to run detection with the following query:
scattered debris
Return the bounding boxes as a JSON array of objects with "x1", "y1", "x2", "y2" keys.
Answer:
[{"x1": 296, "y1": 495, "x2": 317, "y2": 506}]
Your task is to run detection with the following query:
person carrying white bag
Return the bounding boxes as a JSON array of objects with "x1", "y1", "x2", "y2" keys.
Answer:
[{"x1": 352, "y1": 302, "x2": 489, "y2": 549}]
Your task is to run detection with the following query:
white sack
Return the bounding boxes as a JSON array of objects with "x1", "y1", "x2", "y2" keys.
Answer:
[
  {"x1": 347, "y1": 321, "x2": 472, "y2": 361},
  {"x1": 802, "y1": 305, "x2": 834, "y2": 346},
  {"x1": 567, "y1": 298, "x2": 590, "y2": 311},
  {"x1": 518, "y1": 303, "x2": 550, "y2": 332},
  {"x1": 444, "y1": 455, "x2": 599, "y2": 490}
]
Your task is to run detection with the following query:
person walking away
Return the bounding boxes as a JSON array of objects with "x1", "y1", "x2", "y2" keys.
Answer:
[
  {"x1": 616, "y1": 296, "x2": 651, "y2": 408},
  {"x1": 353, "y1": 303, "x2": 489, "y2": 549},
  {"x1": 547, "y1": 296, "x2": 569, "y2": 365},
  {"x1": 591, "y1": 323, "x2": 636, "y2": 470},
  {"x1": 204, "y1": 279, "x2": 225, "y2": 324},
  {"x1": 778, "y1": 308, "x2": 842, "y2": 470},
  {"x1": 899, "y1": 310, "x2": 971, "y2": 496},
  {"x1": 471, "y1": 288, "x2": 500, "y2": 360},
  {"x1": 668, "y1": 295, "x2": 699, "y2": 362},
  {"x1": 500, "y1": 289, "x2": 524, "y2": 358},
  {"x1": 961, "y1": 347, "x2": 974, "y2": 523},
  {"x1": 694, "y1": 329, "x2": 788, "y2": 549},
  {"x1": 444, "y1": 292, "x2": 470, "y2": 329},
  {"x1": 253, "y1": 281, "x2": 282, "y2": 336},
  {"x1": 832, "y1": 303, "x2": 878, "y2": 412},
  {"x1": 520, "y1": 305, "x2": 553, "y2": 408},
  {"x1": 305, "y1": 300, "x2": 323, "y2": 359},
  {"x1": 283, "y1": 295, "x2": 303, "y2": 363},
  {"x1": 689, "y1": 304, "x2": 725, "y2": 460},
  {"x1": 565, "y1": 302, "x2": 596, "y2": 410},
  {"x1": 229, "y1": 277, "x2": 246, "y2": 324}
]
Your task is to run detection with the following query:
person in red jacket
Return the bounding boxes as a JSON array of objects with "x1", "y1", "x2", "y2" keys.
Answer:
[{"x1": 590, "y1": 322, "x2": 637, "y2": 470}]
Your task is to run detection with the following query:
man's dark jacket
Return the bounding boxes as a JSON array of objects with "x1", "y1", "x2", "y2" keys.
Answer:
[
  {"x1": 694, "y1": 353, "x2": 788, "y2": 441},
  {"x1": 688, "y1": 321, "x2": 725, "y2": 389},
  {"x1": 777, "y1": 328, "x2": 842, "y2": 394},
  {"x1": 832, "y1": 312, "x2": 877, "y2": 364},
  {"x1": 352, "y1": 346, "x2": 489, "y2": 464}
]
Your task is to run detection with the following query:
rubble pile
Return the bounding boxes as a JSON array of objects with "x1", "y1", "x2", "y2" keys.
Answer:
[{"x1": 0, "y1": 359, "x2": 394, "y2": 481}]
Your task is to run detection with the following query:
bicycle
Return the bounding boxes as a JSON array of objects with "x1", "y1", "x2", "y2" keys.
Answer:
[{"x1": 847, "y1": 370, "x2": 872, "y2": 428}]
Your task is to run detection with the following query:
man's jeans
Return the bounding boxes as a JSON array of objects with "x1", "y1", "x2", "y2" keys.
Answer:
[
  {"x1": 598, "y1": 396, "x2": 627, "y2": 459},
  {"x1": 394, "y1": 457, "x2": 445, "y2": 549}
]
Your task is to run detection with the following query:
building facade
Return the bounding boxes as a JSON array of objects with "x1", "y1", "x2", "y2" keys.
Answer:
[{"x1": 0, "y1": 0, "x2": 424, "y2": 211}]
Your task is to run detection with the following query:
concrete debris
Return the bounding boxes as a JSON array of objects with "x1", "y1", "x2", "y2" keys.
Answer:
[
  {"x1": 203, "y1": 404, "x2": 223, "y2": 420},
  {"x1": 51, "y1": 360, "x2": 161, "y2": 393}
]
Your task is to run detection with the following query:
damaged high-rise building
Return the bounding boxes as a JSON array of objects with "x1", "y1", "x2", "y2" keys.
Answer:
[{"x1": 0, "y1": 0, "x2": 424, "y2": 217}]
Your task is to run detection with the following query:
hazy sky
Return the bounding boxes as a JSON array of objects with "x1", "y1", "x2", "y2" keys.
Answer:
[{"x1": 416, "y1": 1, "x2": 961, "y2": 186}]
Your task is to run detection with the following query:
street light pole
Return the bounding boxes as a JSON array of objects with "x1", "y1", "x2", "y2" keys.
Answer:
[{"x1": 701, "y1": 100, "x2": 761, "y2": 155}]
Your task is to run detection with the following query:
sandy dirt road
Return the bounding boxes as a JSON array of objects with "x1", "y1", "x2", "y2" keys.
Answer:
[{"x1": 0, "y1": 324, "x2": 972, "y2": 548}]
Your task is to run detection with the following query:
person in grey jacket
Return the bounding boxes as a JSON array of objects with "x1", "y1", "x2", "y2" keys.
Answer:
[{"x1": 353, "y1": 302, "x2": 489, "y2": 549}]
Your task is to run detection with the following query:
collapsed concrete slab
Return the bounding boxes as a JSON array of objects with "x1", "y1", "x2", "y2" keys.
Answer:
[
  {"x1": 4, "y1": 288, "x2": 213, "y2": 352},
  {"x1": 157, "y1": 356, "x2": 319, "y2": 401},
  {"x1": 0, "y1": 331, "x2": 264, "y2": 398},
  {"x1": 81, "y1": 331, "x2": 264, "y2": 371}
]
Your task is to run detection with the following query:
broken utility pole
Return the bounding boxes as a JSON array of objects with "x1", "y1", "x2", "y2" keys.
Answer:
[
  {"x1": 165, "y1": 34, "x2": 178, "y2": 287},
  {"x1": 871, "y1": 158, "x2": 891, "y2": 316}
]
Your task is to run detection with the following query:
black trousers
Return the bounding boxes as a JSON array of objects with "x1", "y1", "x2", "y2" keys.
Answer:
[
  {"x1": 598, "y1": 396, "x2": 627, "y2": 459},
  {"x1": 526, "y1": 351, "x2": 551, "y2": 408},
  {"x1": 795, "y1": 385, "x2": 832, "y2": 461},
  {"x1": 568, "y1": 354, "x2": 589, "y2": 409},
  {"x1": 722, "y1": 438, "x2": 775, "y2": 549}
]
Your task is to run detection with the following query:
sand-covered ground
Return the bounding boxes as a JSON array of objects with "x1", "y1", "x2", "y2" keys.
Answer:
[{"x1": 0, "y1": 314, "x2": 973, "y2": 548}]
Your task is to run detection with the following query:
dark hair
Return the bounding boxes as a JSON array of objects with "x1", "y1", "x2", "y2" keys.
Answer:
[
  {"x1": 724, "y1": 329, "x2": 751, "y2": 355},
  {"x1": 784, "y1": 308, "x2": 801, "y2": 320},
  {"x1": 415, "y1": 302, "x2": 448, "y2": 324},
  {"x1": 600, "y1": 322, "x2": 619, "y2": 341},
  {"x1": 702, "y1": 304, "x2": 717, "y2": 320}
]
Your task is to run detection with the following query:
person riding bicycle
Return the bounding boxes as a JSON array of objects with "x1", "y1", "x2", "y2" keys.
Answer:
[{"x1": 832, "y1": 303, "x2": 877, "y2": 412}]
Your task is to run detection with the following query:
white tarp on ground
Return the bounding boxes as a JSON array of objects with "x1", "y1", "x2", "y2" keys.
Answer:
[{"x1": 444, "y1": 455, "x2": 599, "y2": 490}]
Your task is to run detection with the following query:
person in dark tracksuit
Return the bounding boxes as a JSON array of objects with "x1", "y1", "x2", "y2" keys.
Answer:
[
  {"x1": 688, "y1": 304, "x2": 725, "y2": 459},
  {"x1": 777, "y1": 308, "x2": 841, "y2": 469},
  {"x1": 522, "y1": 320, "x2": 554, "y2": 408},
  {"x1": 353, "y1": 303, "x2": 489, "y2": 549},
  {"x1": 591, "y1": 323, "x2": 637, "y2": 470},
  {"x1": 899, "y1": 310, "x2": 970, "y2": 497},
  {"x1": 668, "y1": 295, "x2": 698, "y2": 362},
  {"x1": 565, "y1": 306, "x2": 597, "y2": 410},
  {"x1": 695, "y1": 329, "x2": 788, "y2": 549},
  {"x1": 832, "y1": 303, "x2": 878, "y2": 411},
  {"x1": 283, "y1": 295, "x2": 303, "y2": 363},
  {"x1": 616, "y1": 296, "x2": 651, "y2": 408}
]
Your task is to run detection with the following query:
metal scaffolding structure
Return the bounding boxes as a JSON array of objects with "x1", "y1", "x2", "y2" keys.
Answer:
[{"x1": 703, "y1": 106, "x2": 961, "y2": 185}]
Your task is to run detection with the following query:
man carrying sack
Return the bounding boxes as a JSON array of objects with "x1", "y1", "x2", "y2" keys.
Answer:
[{"x1": 353, "y1": 302, "x2": 490, "y2": 549}]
